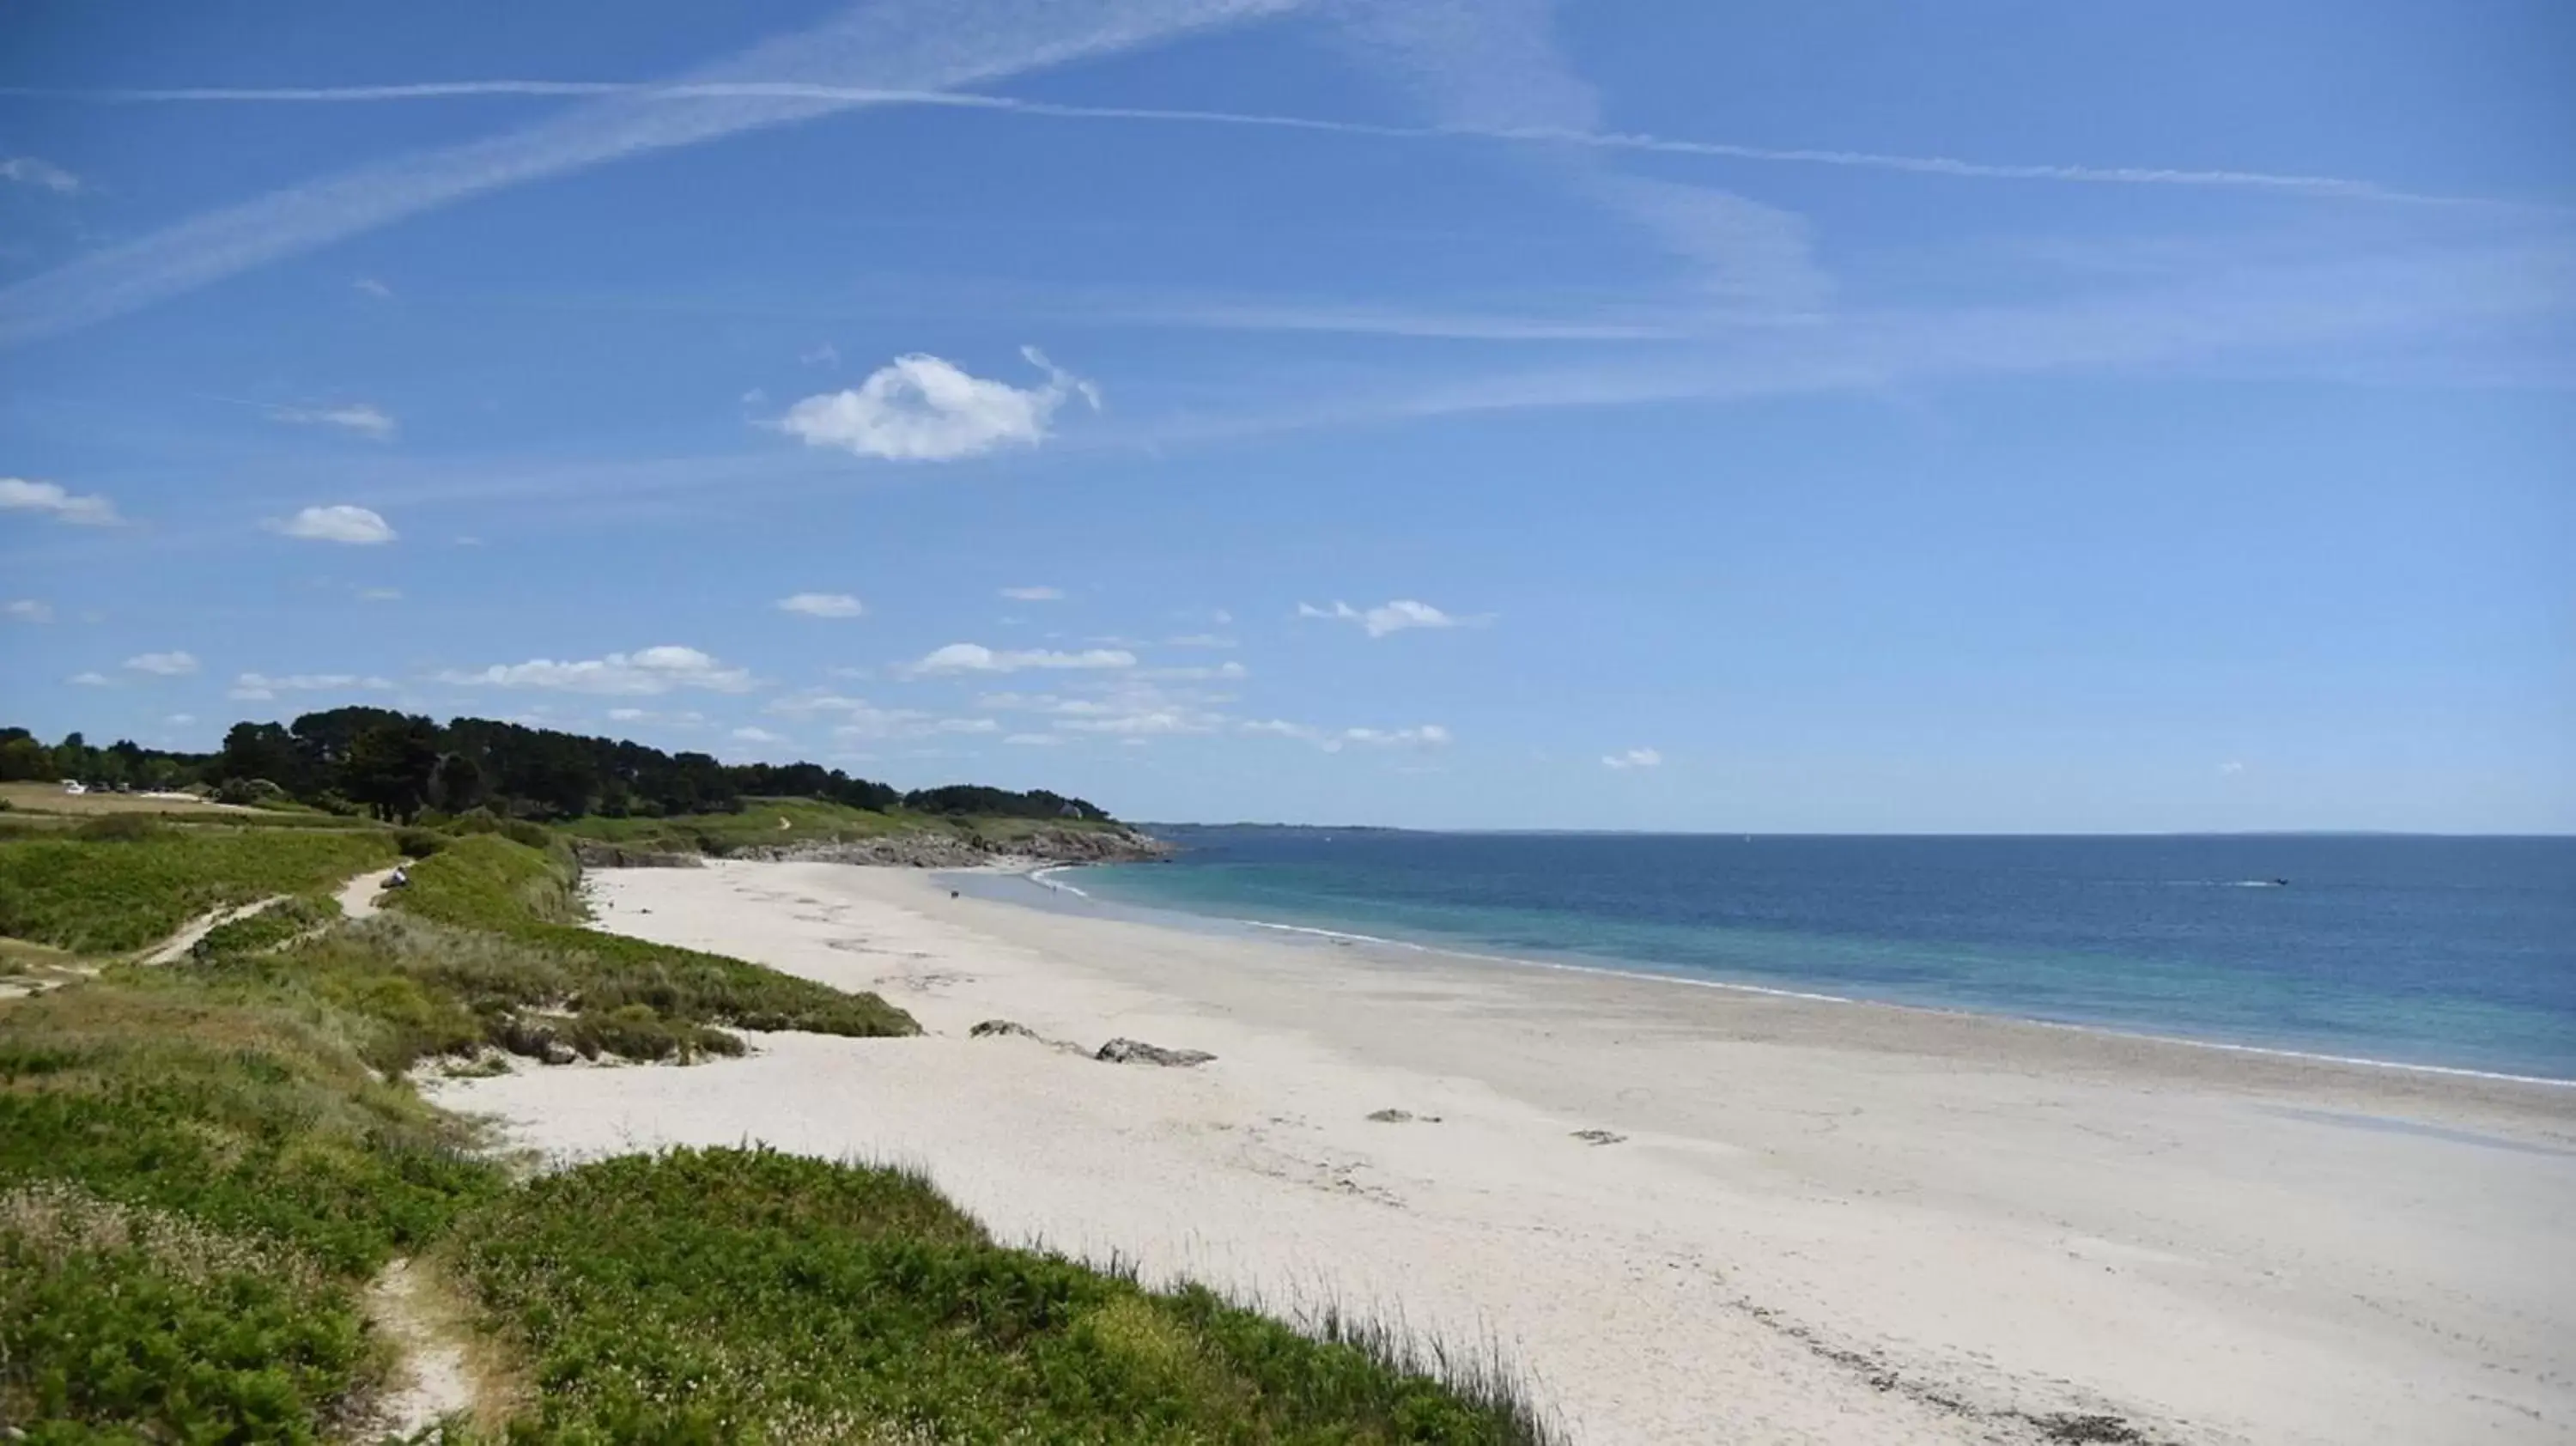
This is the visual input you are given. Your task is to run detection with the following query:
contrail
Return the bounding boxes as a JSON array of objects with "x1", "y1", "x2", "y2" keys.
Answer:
[
  {"x1": 1, "y1": 80, "x2": 2494, "y2": 207},
  {"x1": 0, "y1": 0, "x2": 1306, "y2": 347}
]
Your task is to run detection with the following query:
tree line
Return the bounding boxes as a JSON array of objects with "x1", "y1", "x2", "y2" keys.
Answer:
[{"x1": 1, "y1": 711, "x2": 1112, "y2": 826}]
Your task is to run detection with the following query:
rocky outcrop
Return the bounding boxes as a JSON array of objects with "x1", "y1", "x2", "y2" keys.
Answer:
[
  {"x1": 570, "y1": 841, "x2": 707, "y2": 869},
  {"x1": 1095, "y1": 1037, "x2": 1216, "y2": 1068}
]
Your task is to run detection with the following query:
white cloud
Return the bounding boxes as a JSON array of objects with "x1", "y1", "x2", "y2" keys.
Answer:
[
  {"x1": 799, "y1": 342, "x2": 840, "y2": 367},
  {"x1": 4, "y1": 598, "x2": 52, "y2": 623},
  {"x1": 1165, "y1": 633, "x2": 1236, "y2": 648},
  {"x1": 270, "y1": 504, "x2": 397, "y2": 544},
  {"x1": 1004, "y1": 732, "x2": 1063, "y2": 746},
  {"x1": 437, "y1": 644, "x2": 753, "y2": 696},
  {"x1": 1138, "y1": 660, "x2": 1248, "y2": 681},
  {"x1": 0, "y1": 477, "x2": 120, "y2": 526},
  {"x1": 607, "y1": 708, "x2": 648, "y2": 721},
  {"x1": 776, "y1": 592, "x2": 866, "y2": 618},
  {"x1": 1297, "y1": 598, "x2": 1483, "y2": 638},
  {"x1": 1603, "y1": 747, "x2": 1663, "y2": 770},
  {"x1": 731, "y1": 726, "x2": 788, "y2": 744},
  {"x1": 776, "y1": 347, "x2": 1098, "y2": 461},
  {"x1": 1001, "y1": 586, "x2": 1066, "y2": 601},
  {"x1": 353, "y1": 276, "x2": 394, "y2": 299},
  {"x1": 2219, "y1": 760, "x2": 2246, "y2": 775},
  {"x1": 765, "y1": 692, "x2": 997, "y2": 742},
  {"x1": 1244, "y1": 719, "x2": 1451, "y2": 752},
  {"x1": 230, "y1": 671, "x2": 395, "y2": 701},
  {"x1": 69, "y1": 671, "x2": 110, "y2": 686},
  {"x1": 125, "y1": 650, "x2": 199, "y2": 677},
  {"x1": 269, "y1": 402, "x2": 398, "y2": 439},
  {"x1": 357, "y1": 587, "x2": 402, "y2": 602},
  {"x1": 0, "y1": 156, "x2": 78, "y2": 193},
  {"x1": 902, "y1": 642, "x2": 1135, "y2": 677},
  {"x1": 166, "y1": 714, "x2": 195, "y2": 726}
]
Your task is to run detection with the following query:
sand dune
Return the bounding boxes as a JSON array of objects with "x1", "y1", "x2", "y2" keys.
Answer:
[{"x1": 434, "y1": 861, "x2": 2576, "y2": 1444}]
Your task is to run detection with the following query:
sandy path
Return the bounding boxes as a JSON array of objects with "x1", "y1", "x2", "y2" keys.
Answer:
[
  {"x1": 335, "y1": 866, "x2": 394, "y2": 922},
  {"x1": 439, "y1": 862, "x2": 2576, "y2": 1445},
  {"x1": 139, "y1": 896, "x2": 287, "y2": 965}
]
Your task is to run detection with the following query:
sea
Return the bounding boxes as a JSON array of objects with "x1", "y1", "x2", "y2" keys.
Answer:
[{"x1": 1031, "y1": 829, "x2": 2576, "y2": 1084}]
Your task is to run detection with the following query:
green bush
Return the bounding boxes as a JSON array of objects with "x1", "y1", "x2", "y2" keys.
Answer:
[
  {"x1": 391, "y1": 827, "x2": 447, "y2": 859},
  {"x1": 454, "y1": 1148, "x2": 1556, "y2": 1443}
]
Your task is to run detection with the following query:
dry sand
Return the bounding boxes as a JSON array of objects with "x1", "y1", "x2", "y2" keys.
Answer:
[{"x1": 434, "y1": 860, "x2": 2576, "y2": 1445}]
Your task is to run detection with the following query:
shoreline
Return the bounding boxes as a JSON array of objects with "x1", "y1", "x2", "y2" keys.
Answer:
[
  {"x1": 439, "y1": 859, "x2": 2576, "y2": 1444},
  {"x1": 1008, "y1": 860, "x2": 2576, "y2": 1091}
]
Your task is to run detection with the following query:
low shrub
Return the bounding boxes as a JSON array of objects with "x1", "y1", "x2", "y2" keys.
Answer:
[
  {"x1": 391, "y1": 827, "x2": 447, "y2": 860},
  {"x1": 190, "y1": 896, "x2": 338, "y2": 961},
  {"x1": 453, "y1": 1148, "x2": 1557, "y2": 1443}
]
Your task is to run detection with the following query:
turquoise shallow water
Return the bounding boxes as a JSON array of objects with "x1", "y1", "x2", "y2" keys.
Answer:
[{"x1": 1060, "y1": 830, "x2": 2576, "y2": 1081}]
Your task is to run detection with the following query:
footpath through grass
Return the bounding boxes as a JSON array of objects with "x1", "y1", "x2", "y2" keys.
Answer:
[
  {"x1": 0, "y1": 823, "x2": 1557, "y2": 1443},
  {"x1": 0, "y1": 820, "x2": 396, "y2": 954}
]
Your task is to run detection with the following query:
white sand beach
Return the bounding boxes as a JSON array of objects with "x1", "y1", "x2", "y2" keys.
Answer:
[{"x1": 435, "y1": 861, "x2": 2576, "y2": 1445}]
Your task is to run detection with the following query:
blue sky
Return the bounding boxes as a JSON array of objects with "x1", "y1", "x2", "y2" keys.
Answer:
[{"x1": 2, "y1": 0, "x2": 2570, "y2": 831}]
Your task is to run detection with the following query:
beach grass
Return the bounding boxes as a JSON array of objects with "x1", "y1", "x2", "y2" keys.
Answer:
[
  {"x1": 453, "y1": 1145, "x2": 1559, "y2": 1444},
  {"x1": 386, "y1": 833, "x2": 920, "y2": 1046},
  {"x1": 0, "y1": 964, "x2": 506, "y2": 1435},
  {"x1": 0, "y1": 821, "x2": 397, "y2": 954}
]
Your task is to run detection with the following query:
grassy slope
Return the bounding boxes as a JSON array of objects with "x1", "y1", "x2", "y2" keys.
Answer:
[
  {"x1": 1, "y1": 827, "x2": 1552, "y2": 1443},
  {"x1": 556, "y1": 794, "x2": 1127, "y2": 854},
  {"x1": 461, "y1": 1146, "x2": 1551, "y2": 1443},
  {"x1": 390, "y1": 834, "x2": 918, "y2": 1048},
  {"x1": 0, "y1": 823, "x2": 397, "y2": 954}
]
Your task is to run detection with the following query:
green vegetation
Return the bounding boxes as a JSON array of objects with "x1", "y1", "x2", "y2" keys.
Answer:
[
  {"x1": 189, "y1": 894, "x2": 340, "y2": 961},
  {"x1": 0, "y1": 965, "x2": 505, "y2": 1434},
  {"x1": 457, "y1": 1147, "x2": 1553, "y2": 1443},
  {"x1": 0, "y1": 823, "x2": 394, "y2": 953},
  {"x1": 1, "y1": 822, "x2": 1544, "y2": 1442},
  {"x1": 388, "y1": 834, "x2": 919, "y2": 1046}
]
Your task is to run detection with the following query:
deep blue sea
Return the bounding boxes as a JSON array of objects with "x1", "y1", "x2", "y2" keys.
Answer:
[{"x1": 1066, "y1": 830, "x2": 2576, "y2": 1081}]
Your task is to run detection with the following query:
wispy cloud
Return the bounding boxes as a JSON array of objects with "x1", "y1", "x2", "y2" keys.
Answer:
[
  {"x1": 270, "y1": 401, "x2": 398, "y2": 439},
  {"x1": 775, "y1": 348, "x2": 1098, "y2": 460},
  {"x1": 125, "y1": 650, "x2": 199, "y2": 677},
  {"x1": 231, "y1": 671, "x2": 395, "y2": 701},
  {"x1": 0, "y1": 477, "x2": 120, "y2": 526},
  {"x1": 353, "y1": 276, "x2": 395, "y2": 299},
  {"x1": 1, "y1": 72, "x2": 2496, "y2": 208},
  {"x1": 1297, "y1": 598, "x2": 1484, "y2": 637},
  {"x1": 777, "y1": 591, "x2": 866, "y2": 617},
  {"x1": 1602, "y1": 747, "x2": 1661, "y2": 770},
  {"x1": 901, "y1": 642, "x2": 1135, "y2": 676},
  {"x1": 0, "y1": 155, "x2": 79, "y2": 193},
  {"x1": 0, "y1": 0, "x2": 1311, "y2": 345},
  {"x1": 1000, "y1": 585, "x2": 1066, "y2": 600},
  {"x1": 436, "y1": 644, "x2": 753, "y2": 695},
  {"x1": 269, "y1": 504, "x2": 397, "y2": 544},
  {"x1": 799, "y1": 341, "x2": 841, "y2": 367},
  {"x1": 5, "y1": 598, "x2": 54, "y2": 623},
  {"x1": 1242, "y1": 719, "x2": 1451, "y2": 751},
  {"x1": 69, "y1": 671, "x2": 110, "y2": 686},
  {"x1": 768, "y1": 692, "x2": 997, "y2": 741}
]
